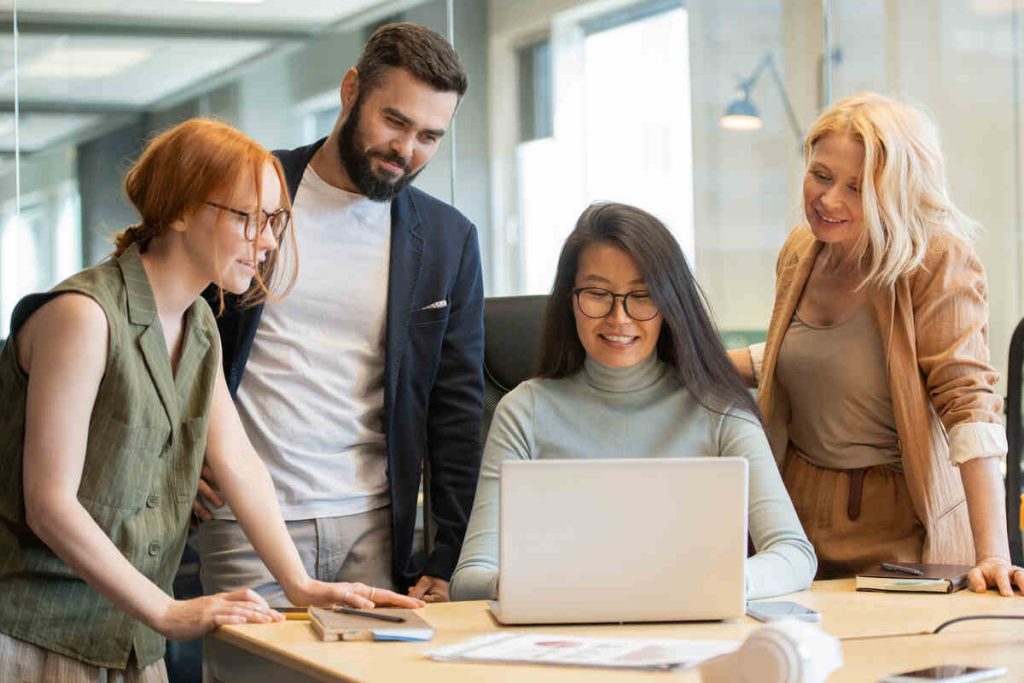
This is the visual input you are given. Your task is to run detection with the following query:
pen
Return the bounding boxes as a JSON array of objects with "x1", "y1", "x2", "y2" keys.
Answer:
[
  {"x1": 276, "y1": 607, "x2": 310, "y2": 621},
  {"x1": 333, "y1": 606, "x2": 407, "y2": 623},
  {"x1": 881, "y1": 562, "x2": 924, "y2": 576}
]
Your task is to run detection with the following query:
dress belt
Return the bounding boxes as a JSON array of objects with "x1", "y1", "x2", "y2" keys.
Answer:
[{"x1": 847, "y1": 467, "x2": 868, "y2": 521}]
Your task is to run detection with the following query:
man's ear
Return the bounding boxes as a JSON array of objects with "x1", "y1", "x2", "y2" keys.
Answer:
[{"x1": 340, "y1": 68, "x2": 360, "y2": 113}]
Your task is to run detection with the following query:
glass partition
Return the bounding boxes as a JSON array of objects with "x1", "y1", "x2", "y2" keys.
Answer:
[{"x1": 2, "y1": 0, "x2": 1024, "y2": 372}]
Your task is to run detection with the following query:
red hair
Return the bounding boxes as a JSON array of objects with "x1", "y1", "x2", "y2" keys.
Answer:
[{"x1": 114, "y1": 118, "x2": 296, "y2": 308}]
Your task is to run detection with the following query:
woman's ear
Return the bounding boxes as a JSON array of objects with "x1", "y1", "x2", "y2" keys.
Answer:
[{"x1": 168, "y1": 210, "x2": 191, "y2": 234}]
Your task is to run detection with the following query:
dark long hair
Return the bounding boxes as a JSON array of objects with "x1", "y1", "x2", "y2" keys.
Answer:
[{"x1": 536, "y1": 202, "x2": 760, "y2": 420}]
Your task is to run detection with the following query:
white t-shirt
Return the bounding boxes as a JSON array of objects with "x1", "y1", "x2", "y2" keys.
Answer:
[{"x1": 222, "y1": 165, "x2": 392, "y2": 520}]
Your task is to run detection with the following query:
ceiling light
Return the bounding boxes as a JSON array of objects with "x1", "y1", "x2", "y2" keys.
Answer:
[{"x1": 22, "y1": 47, "x2": 153, "y2": 79}]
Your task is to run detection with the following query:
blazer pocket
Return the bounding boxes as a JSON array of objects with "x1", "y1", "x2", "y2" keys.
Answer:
[
  {"x1": 410, "y1": 305, "x2": 450, "y2": 326},
  {"x1": 80, "y1": 417, "x2": 168, "y2": 510}
]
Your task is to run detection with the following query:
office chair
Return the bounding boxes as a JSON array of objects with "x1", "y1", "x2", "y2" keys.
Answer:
[
  {"x1": 421, "y1": 294, "x2": 549, "y2": 557},
  {"x1": 1006, "y1": 318, "x2": 1024, "y2": 566},
  {"x1": 482, "y1": 295, "x2": 550, "y2": 439}
]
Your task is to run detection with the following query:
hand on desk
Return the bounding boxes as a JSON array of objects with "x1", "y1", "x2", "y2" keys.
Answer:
[
  {"x1": 156, "y1": 588, "x2": 284, "y2": 640},
  {"x1": 968, "y1": 557, "x2": 1024, "y2": 597},
  {"x1": 408, "y1": 575, "x2": 449, "y2": 603},
  {"x1": 191, "y1": 463, "x2": 225, "y2": 528},
  {"x1": 287, "y1": 578, "x2": 425, "y2": 610}
]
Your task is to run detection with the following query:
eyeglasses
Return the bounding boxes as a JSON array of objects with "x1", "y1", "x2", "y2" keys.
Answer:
[
  {"x1": 204, "y1": 201, "x2": 291, "y2": 243},
  {"x1": 573, "y1": 287, "x2": 659, "y2": 321}
]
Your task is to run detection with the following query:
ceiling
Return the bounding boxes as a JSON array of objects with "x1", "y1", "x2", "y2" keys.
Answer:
[{"x1": 0, "y1": 0, "x2": 408, "y2": 153}]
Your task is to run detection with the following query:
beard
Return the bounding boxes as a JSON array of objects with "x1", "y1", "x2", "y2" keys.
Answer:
[{"x1": 337, "y1": 94, "x2": 423, "y2": 202}]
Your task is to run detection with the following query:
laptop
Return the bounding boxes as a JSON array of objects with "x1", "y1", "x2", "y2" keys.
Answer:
[{"x1": 489, "y1": 458, "x2": 748, "y2": 624}]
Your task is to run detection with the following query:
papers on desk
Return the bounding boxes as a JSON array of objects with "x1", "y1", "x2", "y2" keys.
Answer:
[{"x1": 425, "y1": 633, "x2": 739, "y2": 671}]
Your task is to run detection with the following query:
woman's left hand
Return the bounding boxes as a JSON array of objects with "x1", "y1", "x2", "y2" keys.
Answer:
[
  {"x1": 287, "y1": 579, "x2": 426, "y2": 609},
  {"x1": 967, "y1": 556, "x2": 1024, "y2": 596}
]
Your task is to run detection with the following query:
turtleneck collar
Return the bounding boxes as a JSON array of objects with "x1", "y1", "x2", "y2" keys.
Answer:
[{"x1": 582, "y1": 352, "x2": 666, "y2": 393}]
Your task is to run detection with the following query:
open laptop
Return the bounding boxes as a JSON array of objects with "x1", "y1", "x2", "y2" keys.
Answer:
[{"x1": 489, "y1": 458, "x2": 748, "y2": 624}]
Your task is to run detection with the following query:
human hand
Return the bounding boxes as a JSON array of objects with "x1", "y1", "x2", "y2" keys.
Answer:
[
  {"x1": 967, "y1": 556, "x2": 1024, "y2": 597},
  {"x1": 190, "y1": 463, "x2": 225, "y2": 529},
  {"x1": 287, "y1": 579, "x2": 425, "y2": 610},
  {"x1": 154, "y1": 588, "x2": 282, "y2": 640},
  {"x1": 407, "y1": 575, "x2": 449, "y2": 603}
]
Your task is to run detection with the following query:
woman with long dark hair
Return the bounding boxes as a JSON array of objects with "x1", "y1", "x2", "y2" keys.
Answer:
[{"x1": 449, "y1": 202, "x2": 815, "y2": 601}]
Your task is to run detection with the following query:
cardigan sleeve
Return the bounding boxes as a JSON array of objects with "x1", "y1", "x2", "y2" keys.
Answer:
[
  {"x1": 448, "y1": 383, "x2": 535, "y2": 601},
  {"x1": 717, "y1": 408, "x2": 817, "y2": 598},
  {"x1": 911, "y1": 233, "x2": 1007, "y2": 465}
]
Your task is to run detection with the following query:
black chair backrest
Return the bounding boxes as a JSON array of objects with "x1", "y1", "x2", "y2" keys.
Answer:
[
  {"x1": 1006, "y1": 318, "x2": 1024, "y2": 566},
  {"x1": 482, "y1": 295, "x2": 549, "y2": 441}
]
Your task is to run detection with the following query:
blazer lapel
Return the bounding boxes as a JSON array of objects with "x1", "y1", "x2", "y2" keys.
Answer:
[
  {"x1": 118, "y1": 246, "x2": 179, "y2": 432},
  {"x1": 173, "y1": 302, "x2": 212, "y2": 402},
  {"x1": 383, "y1": 190, "x2": 424, "y2": 433}
]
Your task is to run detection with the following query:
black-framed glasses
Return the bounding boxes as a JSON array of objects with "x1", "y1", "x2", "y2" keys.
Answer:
[
  {"x1": 572, "y1": 287, "x2": 659, "y2": 321},
  {"x1": 205, "y1": 201, "x2": 291, "y2": 243}
]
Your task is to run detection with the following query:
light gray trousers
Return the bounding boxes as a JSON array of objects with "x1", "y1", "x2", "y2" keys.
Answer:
[{"x1": 197, "y1": 506, "x2": 394, "y2": 683}]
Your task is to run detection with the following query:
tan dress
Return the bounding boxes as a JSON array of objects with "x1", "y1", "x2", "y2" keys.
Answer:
[
  {"x1": 776, "y1": 306, "x2": 922, "y2": 576},
  {"x1": 756, "y1": 227, "x2": 1007, "y2": 572}
]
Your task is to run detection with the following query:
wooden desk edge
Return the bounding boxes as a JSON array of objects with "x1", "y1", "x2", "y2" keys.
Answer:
[{"x1": 213, "y1": 624, "x2": 355, "y2": 683}]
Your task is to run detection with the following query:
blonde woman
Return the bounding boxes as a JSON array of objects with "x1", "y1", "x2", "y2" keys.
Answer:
[{"x1": 730, "y1": 93, "x2": 1023, "y2": 596}]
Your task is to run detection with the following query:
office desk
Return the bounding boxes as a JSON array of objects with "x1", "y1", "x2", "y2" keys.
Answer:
[{"x1": 210, "y1": 580, "x2": 1024, "y2": 683}]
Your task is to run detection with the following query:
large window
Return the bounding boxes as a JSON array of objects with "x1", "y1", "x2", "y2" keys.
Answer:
[{"x1": 492, "y1": 0, "x2": 691, "y2": 295}]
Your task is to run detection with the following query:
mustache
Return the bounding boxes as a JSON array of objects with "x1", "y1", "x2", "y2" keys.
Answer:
[{"x1": 372, "y1": 150, "x2": 411, "y2": 173}]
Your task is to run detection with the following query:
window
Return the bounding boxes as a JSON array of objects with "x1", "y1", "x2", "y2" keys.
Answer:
[{"x1": 506, "y1": 0, "x2": 691, "y2": 294}]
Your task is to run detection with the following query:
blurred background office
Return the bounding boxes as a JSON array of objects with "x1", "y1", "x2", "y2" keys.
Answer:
[{"x1": 1, "y1": 0, "x2": 1021, "y2": 582}]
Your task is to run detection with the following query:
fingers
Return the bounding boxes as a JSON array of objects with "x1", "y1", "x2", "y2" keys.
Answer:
[
  {"x1": 341, "y1": 588, "x2": 376, "y2": 609},
  {"x1": 221, "y1": 588, "x2": 270, "y2": 609},
  {"x1": 201, "y1": 463, "x2": 219, "y2": 488},
  {"x1": 1013, "y1": 568, "x2": 1024, "y2": 595},
  {"x1": 197, "y1": 476, "x2": 225, "y2": 509},
  {"x1": 407, "y1": 576, "x2": 430, "y2": 599},
  {"x1": 191, "y1": 499, "x2": 214, "y2": 523},
  {"x1": 967, "y1": 566, "x2": 988, "y2": 593},
  {"x1": 211, "y1": 602, "x2": 277, "y2": 625},
  {"x1": 994, "y1": 566, "x2": 1014, "y2": 597},
  {"x1": 373, "y1": 588, "x2": 425, "y2": 608}
]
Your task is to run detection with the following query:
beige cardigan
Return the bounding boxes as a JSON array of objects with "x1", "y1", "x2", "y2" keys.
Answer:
[{"x1": 755, "y1": 226, "x2": 1007, "y2": 565}]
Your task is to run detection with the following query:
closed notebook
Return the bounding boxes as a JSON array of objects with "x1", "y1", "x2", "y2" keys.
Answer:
[
  {"x1": 308, "y1": 607, "x2": 434, "y2": 642},
  {"x1": 855, "y1": 563, "x2": 972, "y2": 594}
]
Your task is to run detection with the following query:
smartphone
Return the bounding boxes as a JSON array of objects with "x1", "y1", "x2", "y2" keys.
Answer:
[
  {"x1": 745, "y1": 600, "x2": 821, "y2": 622},
  {"x1": 879, "y1": 665, "x2": 1007, "y2": 682}
]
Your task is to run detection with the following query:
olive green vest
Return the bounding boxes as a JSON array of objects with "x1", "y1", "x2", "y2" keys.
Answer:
[{"x1": 0, "y1": 244, "x2": 220, "y2": 668}]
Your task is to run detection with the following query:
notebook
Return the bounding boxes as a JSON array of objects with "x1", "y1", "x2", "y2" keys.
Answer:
[
  {"x1": 308, "y1": 606, "x2": 434, "y2": 642},
  {"x1": 855, "y1": 563, "x2": 972, "y2": 593}
]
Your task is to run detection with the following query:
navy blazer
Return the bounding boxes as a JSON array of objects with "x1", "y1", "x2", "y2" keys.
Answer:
[{"x1": 212, "y1": 139, "x2": 484, "y2": 589}]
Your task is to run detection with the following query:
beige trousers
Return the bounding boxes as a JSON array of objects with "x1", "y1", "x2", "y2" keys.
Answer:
[
  {"x1": 0, "y1": 632, "x2": 167, "y2": 683},
  {"x1": 783, "y1": 450, "x2": 925, "y2": 578}
]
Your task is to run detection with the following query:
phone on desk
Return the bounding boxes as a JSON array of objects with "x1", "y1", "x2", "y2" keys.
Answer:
[
  {"x1": 745, "y1": 601, "x2": 820, "y2": 622},
  {"x1": 879, "y1": 665, "x2": 1007, "y2": 682}
]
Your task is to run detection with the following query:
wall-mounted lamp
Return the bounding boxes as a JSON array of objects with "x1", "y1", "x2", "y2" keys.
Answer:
[{"x1": 721, "y1": 53, "x2": 803, "y2": 148}]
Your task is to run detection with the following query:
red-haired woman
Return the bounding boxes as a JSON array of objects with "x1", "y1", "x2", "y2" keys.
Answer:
[{"x1": 0, "y1": 119, "x2": 421, "y2": 683}]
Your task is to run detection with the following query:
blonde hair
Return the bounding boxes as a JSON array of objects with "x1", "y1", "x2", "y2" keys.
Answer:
[
  {"x1": 803, "y1": 92, "x2": 978, "y2": 287},
  {"x1": 115, "y1": 118, "x2": 297, "y2": 309}
]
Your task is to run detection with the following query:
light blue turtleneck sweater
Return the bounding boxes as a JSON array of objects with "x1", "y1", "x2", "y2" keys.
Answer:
[{"x1": 450, "y1": 353, "x2": 817, "y2": 601}]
